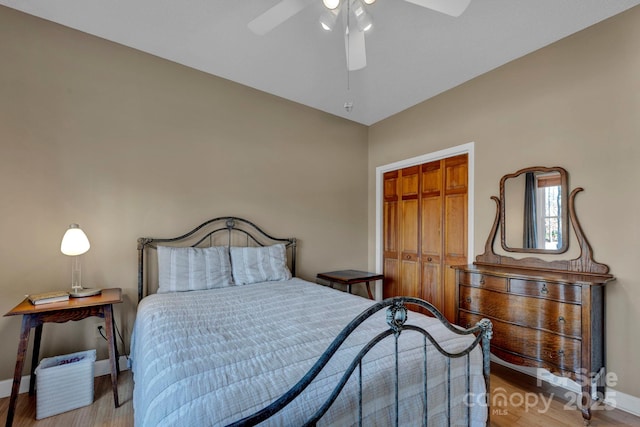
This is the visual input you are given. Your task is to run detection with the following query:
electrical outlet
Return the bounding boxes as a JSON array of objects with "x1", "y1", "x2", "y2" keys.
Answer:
[{"x1": 97, "y1": 325, "x2": 106, "y2": 340}]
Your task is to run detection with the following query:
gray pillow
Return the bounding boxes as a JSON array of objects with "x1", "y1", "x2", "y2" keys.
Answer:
[
  {"x1": 230, "y1": 244, "x2": 291, "y2": 285},
  {"x1": 157, "y1": 246, "x2": 232, "y2": 293}
]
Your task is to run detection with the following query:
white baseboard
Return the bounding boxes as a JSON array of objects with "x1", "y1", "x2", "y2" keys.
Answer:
[
  {"x1": 4, "y1": 354, "x2": 638, "y2": 418},
  {"x1": 491, "y1": 355, "x2": 640, "y2": 417},
  {"x1": 604, "y1": 388, "x2": 640, "y2": 417},
  {"x1": 0, "y1": 356, "x2": 129, "y2": 399}
]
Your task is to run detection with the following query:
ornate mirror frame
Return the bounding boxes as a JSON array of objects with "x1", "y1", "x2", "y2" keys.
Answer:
[
  {"x1": 500, "y1": 166, "x2": 568, "y2": 254},
  {"x1": 476, "y1": 167, "x2": 611, "y2": 276}
]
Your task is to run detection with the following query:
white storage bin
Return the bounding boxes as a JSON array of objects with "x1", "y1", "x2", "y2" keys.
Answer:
[{"x1": 35, "y1": 349, "x2": 96, "y2": 419}]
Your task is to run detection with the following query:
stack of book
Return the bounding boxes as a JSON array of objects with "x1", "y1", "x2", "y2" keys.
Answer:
[{"x1": 28, "y1": 291, "x2": 70, "y2": 305}]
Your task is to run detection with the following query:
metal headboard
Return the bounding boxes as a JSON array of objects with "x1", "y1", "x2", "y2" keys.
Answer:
[{"x1": 137, "y1": 216, "x2": 297, "y2": 302}]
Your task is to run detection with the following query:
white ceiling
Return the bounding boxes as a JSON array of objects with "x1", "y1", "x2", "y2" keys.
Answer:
[{"x1": 2, "y1": 0, "x2": 639, "y2": 125}]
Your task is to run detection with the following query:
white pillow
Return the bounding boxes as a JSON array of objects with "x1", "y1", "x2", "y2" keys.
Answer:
[
  {"x1": 230, "y1": 244, "x2": 292, "y2": 285},
  {"x1": 157, "y1": 246, "x2": 232, "y2": 293}
]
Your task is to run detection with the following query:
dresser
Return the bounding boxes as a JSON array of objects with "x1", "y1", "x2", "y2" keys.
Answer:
[
  {"x1": 458, "y1": 166, "x2": 614, "y2": 424},
  {"x1": 455, "y1": 264, "x2": 611, "y2": 381}
]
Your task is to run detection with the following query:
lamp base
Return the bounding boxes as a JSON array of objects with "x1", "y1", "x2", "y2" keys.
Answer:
[{"x1": 70, "y1": 288, "x2": 102, "y2": 298}]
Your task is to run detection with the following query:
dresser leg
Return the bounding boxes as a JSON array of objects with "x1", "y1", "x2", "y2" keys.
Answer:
[{"x1": 580, "y1": 386, "x2": 592, "y2": 425}]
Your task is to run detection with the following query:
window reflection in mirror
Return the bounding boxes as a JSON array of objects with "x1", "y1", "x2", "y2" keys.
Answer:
[
  {"x1": 537, "y1": 173, "x2": 562, "y2": 250},
  {"x1": 501, "y1": 167, "x2": 568, "y2": 254}
]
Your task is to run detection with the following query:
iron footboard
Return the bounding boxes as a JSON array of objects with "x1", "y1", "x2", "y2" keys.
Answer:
[{"x1": 229, "y1": 296, "x2": 493, "y2": 427}]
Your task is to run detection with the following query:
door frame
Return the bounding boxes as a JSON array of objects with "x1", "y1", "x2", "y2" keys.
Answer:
[{"x1": 374, "y1": 142, "x2": 475, "y2": 300}]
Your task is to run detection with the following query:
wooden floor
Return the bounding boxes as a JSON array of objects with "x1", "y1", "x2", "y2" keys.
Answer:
[
  {"x1": 1, "y1": 364, "x2": 639, "y2": 426},
  {"x1": 0, "y1": 371, "x2": 133, "y2": 427},
  {"x1": 488, "y1": 363, "x2": 639, "y2": 427}
]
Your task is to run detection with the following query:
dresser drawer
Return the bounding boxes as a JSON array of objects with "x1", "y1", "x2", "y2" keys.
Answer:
[
  {"x1": 459, "y1": 286, "x2": 581, "y2": 338},
  {"x1": 459, "y1": 312, "x2": 581, "y2": 373},
  {"x1": 510, "y1": 279, "x2": 581, "y2": 303},
  {"x1": 458, "y1": 272, "x2": 507, "y2": 291}
]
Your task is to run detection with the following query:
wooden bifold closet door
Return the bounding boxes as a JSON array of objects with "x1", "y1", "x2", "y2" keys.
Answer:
[{"x1": 383, "y1": 154, "x2": 468, "y2": 322}]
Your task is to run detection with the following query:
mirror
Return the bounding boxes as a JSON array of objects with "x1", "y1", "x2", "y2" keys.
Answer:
[{"x1": 500, "y1": 166, "x2": 568, "y2": 253}]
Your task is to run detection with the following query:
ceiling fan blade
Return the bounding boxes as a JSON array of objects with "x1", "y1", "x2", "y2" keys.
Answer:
[
  {"x1": 248, "y1": 0, "x2": 312, "y2": 35},
  {"x1": 403, "y1": 0, "x2": 471, "y2": 17},
  {"x1": 345, "y1": 27, "x2": 366, "y2": 71}
]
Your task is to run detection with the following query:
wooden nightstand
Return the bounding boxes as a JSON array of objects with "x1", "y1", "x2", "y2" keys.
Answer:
[
  {"x1": 3, "y1": 288, "x2": 123, "y2": 427},
  {"x1": 316, "y1": 270, "x2": 384, "y2": 300}
]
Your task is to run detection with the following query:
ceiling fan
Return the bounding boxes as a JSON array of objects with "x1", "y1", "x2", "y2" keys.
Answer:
[{"x1": 248, "y1": 0, "x2": 472, "y2": 71}]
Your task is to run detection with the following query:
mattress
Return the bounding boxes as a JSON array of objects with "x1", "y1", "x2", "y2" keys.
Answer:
[{"x1": 131, "y1": 278, "x2": 487, "y2": 426}]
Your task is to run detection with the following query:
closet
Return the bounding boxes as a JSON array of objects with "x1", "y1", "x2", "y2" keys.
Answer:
[{"x1": 382, "y1": 154, "x2": 467, "y2": 322}]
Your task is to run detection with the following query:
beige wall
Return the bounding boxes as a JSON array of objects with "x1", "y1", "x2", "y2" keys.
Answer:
[
  {"x1": 368, "y1": 6, "x2": 640, "y2": 397},
  {"x1": 0, "y1": 6, "x2": 368, "y2": 380},
  {"x1": 2, "y1": 2, "x2": 639, "y2": 405}
]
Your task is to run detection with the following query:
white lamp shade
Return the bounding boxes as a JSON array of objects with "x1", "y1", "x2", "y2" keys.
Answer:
[{"x1": 60, "y1": 224, "x2": 91, "y2": 256}]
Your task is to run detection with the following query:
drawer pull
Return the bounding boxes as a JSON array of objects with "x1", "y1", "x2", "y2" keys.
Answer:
[
  {"x1": 427, "y1": 257, "x2": 433, "y2": 262},
  {"x1": 541, "y1": 284, "x2": 549, "y2": 295},
  {"x1": 479, "y1": 277, "x2": 485, "y2": 285},
  {"x1": 465, "y1": 297, "x2": 472, "y2": 303},
  {"x1": 557, "y1": 349, "x2": 565, "y2": 357},
  {"x1": 405, "y1": 255, "x2": 411, "y2": 260},
  {"x1": 558, "y1": 316, "x2": 566, "y2": 324}
]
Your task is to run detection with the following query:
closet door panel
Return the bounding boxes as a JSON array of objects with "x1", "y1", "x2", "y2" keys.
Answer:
[
  {"x1": 421, "y1": 162, "x2": 443, "y2": 311},
  {"x1": 382, "y1": 171, "x2": 399, "y2": 299},
  {"x1": 401, "y1": 172, "x2": 419, "y2": 197},
  {"x1": 444, "y1": 194, "x2": 467, "y2": 258},
  {"x1": 398, "y1": 166, "x2": 420, "y2": 297},
  {"x1": 421, "y1": 162, "x2": 442, "y2": 194},
  {"x1": 383, "y1": 258, "x2": 399, "y2": 298},
  {"x1": 383, "y1": 172, "x2": 398, "y2": 253},
  {"x1": 442, "y1": 155, "x2": 468, "y2": 321},
  {"x1": 421, "y1": 261, "x2": 441, "y2": 308},
  {"x1": 444, "y1": 154, "x2": 468, "y2": 193},
  {"x1": 401, "y1": 199, "x2": 419, "y2": 254},
  {"x1": 421, "y1": 198, "x2": 441, "y2": 256},
  {"x1": 400, "y1": 258, "x2": 420, "y2": 297},
  {"x1": 382, "y1": 155, "x2": 468, "y2": 321},
  {"x1": 443, "y1": 158, "x2": 468, "y2": 265},
  {"x1": 384, "y1": 200, "x2": 398, "y2": 254},
  {"x1": 400, "y1": 198, "x2": 419, "y2": 297},
  {"x1": 442, "y1": 267, "x2": 458, "y2": 320}
]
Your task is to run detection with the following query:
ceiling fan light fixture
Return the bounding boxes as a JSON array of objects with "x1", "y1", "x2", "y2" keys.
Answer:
[
  {"x1": 360, "y1": 18, "x2": 373, "y2": 32},
  {"x1": 363, "y1": 0, "x2": 376, "y2": 4},
  {"x1": 352, "y1": 1, "x2": 373, "y2": 32},
  {"x1": 319, "y1": 8, "x2": 339, "y2": 31},
  {"x1": 322, "y1": 0, "x2": 340, "y2": 10}
]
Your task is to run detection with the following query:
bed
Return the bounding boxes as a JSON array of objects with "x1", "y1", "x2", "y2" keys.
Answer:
[{"x1": 132, "y1": 217, "x2": 492, "y2": 426}]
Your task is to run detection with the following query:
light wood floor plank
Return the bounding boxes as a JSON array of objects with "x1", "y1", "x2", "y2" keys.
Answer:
[
  {"x1": 489, "y1": 363, "x2": 640, "y2": 427},
  {"x1": 1, "y1": 364, "x2": 638, "y2": 426},
  {"x1": 0, "y1": 371, "x2": 133, "y2": 427}
]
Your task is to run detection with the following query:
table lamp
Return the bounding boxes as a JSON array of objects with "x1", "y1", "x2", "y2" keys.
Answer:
[{"x1": 60, "y1": 224, "x2": 101, "y2": 297}]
